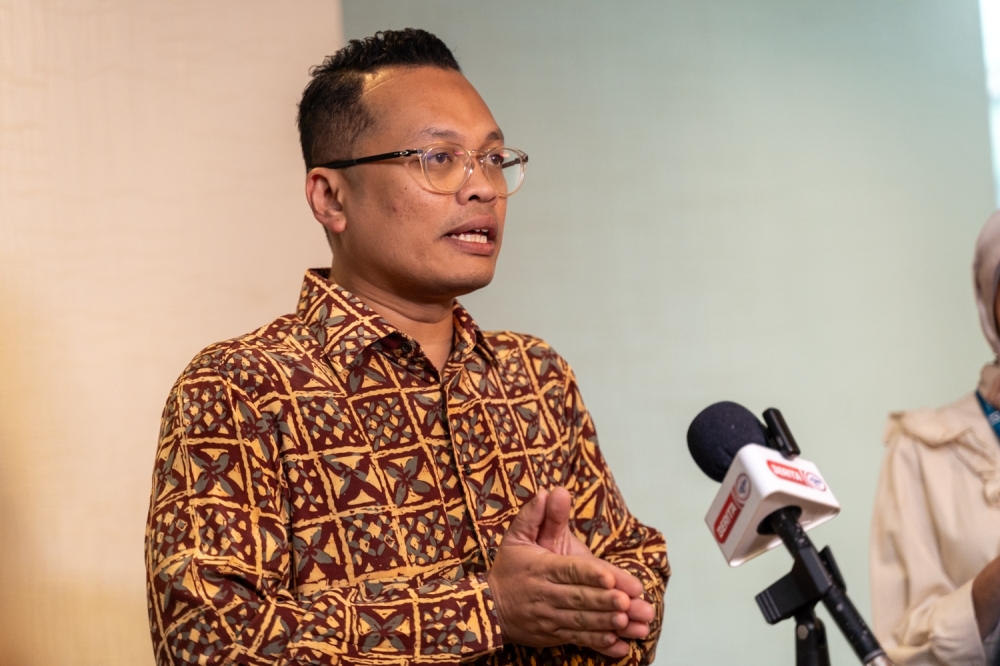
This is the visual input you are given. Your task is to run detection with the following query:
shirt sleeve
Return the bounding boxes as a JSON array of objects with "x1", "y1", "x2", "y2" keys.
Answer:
[
  {"x1": 145, "y1": 365, "x2": 503, "y2": 666},
  {"x1": 561, "y1": 366, "x2": 671, "y2": 666},
  {"x1": 870, "y1": 427, "x2": 987, "y2": 666}
]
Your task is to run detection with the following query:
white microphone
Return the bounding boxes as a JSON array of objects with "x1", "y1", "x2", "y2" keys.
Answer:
[
  {"x1": 687, "y1": 401, "x2": 891, "y2": 666},
  {"x1": 706, "y1": 442, "x2": 840, "y2": 566}
]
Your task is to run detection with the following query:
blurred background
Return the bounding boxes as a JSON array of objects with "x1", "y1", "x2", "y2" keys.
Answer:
[{"x1": 1, "y1": 1, "x2": 995, "y2": 663}]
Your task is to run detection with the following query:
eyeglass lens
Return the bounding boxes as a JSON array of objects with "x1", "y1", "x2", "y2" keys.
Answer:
[{"x1": 420, "y1": 145, "x2": 525, "y2": 195}]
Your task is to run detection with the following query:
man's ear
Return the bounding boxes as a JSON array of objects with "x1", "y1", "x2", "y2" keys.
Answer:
[{"x1": 305, "y1": 168, "x2": 348, "y2": 236}]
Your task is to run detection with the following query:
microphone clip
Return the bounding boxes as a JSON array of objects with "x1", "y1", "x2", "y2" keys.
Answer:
[
  {"x1": 763, "y1": 408, "x2": 801, "y2": 460},
  {"x1": 756, "y1": 539, "x2": 845, "y2": 627}
]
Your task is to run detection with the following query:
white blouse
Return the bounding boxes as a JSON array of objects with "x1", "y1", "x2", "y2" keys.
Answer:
[{"x1": 871, "y1": 393, "x2": 1000, "y2": 666}]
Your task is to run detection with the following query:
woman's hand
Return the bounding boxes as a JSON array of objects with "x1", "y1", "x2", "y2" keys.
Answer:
[{"x1": 972, "y1": 555, "x2": 1000, "y2": 638}]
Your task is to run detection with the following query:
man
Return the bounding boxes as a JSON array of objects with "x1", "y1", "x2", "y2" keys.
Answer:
[{"x1": 145, "y1": 28, "x2": 669, "y2": 665}]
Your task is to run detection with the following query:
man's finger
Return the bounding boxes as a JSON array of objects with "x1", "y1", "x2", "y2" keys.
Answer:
[
  {"x1": 615, "y1": 620, "x2": 650, "y2": 640},
  {"x1": 594, "y1": 638, "x2": 632, "y2": 659},
  {"x1": 553, "y1": 628, "x2": 621, "y2": 652},
  {"x1": 608, "y1": 562, "x2": 645, "y2": 599},
  {"x1": 537, "y1": 486, "x2": 572, "y2": 551},
  {"x1": 548, "y1": 555, "x2": 616, "y2": 589},
  {"x1": 548, "y1": 607, "x2": 629, "y2": 633},
  {"x1": 504, "y1": 489, "x2": 548, "y2": 544},
  {"x1": 547, "y1": 584, "x2": 630, "y2": 613},
  {"x1": 625, "y1": 597, "x2": 655, "y2": 623}
]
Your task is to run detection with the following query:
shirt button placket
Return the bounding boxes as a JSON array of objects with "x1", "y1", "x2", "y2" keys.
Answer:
[{"x1": 445, "y1": 368, "x2": 496, "y2": 567}]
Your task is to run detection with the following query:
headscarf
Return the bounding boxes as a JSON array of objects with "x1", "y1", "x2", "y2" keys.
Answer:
[
  {"x1": 974, "y1": 209, "x2": 1000, "y2": 358},
  {"x1": 970, "y1": 211, "x2": 1000, "y2": 507},
  {"x1": 975, "y1": 210, "x2": 1000, "y2": 406}
]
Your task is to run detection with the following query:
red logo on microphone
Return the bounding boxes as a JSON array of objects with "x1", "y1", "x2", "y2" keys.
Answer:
[
  {"x1": 767, "y1": 460, "x2": 808, "y2": 486},
  {"x1": 713, "y1": 473, "x2": 750, "y2": 543}
]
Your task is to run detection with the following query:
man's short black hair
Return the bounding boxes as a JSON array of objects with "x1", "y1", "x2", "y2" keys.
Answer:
[{"x1": 297, "y1": 28, "x2": 461, "y2": 170}]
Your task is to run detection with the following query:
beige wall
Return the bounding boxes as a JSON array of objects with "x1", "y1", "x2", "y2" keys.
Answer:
[{"x1": 0, "y1": 2, "x2": 341, "y2": 663}]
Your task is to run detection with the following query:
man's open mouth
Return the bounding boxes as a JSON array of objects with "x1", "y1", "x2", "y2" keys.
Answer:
[{"x1": 448, "y1": 229, "x2": 491, "y2": 244}]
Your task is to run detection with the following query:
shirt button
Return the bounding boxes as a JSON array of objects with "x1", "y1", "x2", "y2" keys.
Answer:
[{"x1": 463, "y1": 464, "x2": 472, "y2": 475}]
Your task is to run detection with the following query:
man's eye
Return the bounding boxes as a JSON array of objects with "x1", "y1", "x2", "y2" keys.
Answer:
[
  {"x1": 486, "y1": 153, "x2": 505, "y2": 167},
  {"x1": 428, "y1": 151, "x2": 453, "y2": 165}
]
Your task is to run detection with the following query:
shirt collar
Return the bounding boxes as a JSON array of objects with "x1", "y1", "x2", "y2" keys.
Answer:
[
  {"x1": 296, "y1": 269, "x2": 496, "y2": 379},
  {"x1": 452, "y1": 298, "x2": 496, "y2": 363}
]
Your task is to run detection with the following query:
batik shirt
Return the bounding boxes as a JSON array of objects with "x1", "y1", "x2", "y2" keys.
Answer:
[{"x1": 146, "y1": 269, "x2": 669, "y2": 666}]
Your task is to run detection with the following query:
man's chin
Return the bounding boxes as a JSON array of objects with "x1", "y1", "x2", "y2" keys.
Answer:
[
  {"x1": 445, "y1": 275, "x2": 495, "y2": 299},
  {"x1": 420, "y1": 270, "x2": 496, "y2": 301}
]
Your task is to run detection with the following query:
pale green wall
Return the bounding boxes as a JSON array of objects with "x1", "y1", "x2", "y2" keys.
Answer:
[{"x1": 345, "y1": 2, "x2": 995, "y2": 663}]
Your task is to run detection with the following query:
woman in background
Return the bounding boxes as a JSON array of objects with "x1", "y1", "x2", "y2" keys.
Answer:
[{"x1": 871, "y1": 212, "x2": 1000, "y2": 665}]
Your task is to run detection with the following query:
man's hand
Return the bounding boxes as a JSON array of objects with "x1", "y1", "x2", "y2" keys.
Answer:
[
  {"x1": 487, "y1": 490, "x2": 636, "y2": 657},
  {"x1": 536, "y1": 487, "x2": 655, "y2": 646}
]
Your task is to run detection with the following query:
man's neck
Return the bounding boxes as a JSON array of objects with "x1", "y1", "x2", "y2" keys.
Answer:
[{"x1": 329, "y1": 265, "x2": 454, "y2": 373}]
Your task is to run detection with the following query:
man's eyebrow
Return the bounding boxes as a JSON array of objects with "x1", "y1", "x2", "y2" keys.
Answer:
[
  {"x1": 416, "y1": 127, "x2": 506, "y2": 143},
  {"x1": 419, "y1": 127, "x2": 461, "y2": 140}
]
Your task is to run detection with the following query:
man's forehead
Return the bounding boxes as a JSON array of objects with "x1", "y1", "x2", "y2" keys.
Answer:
[
  {"x1": 360, "y1": 65, "x2": 472, "y2": 103},
  {"x1": 360, "y1": 66, "x2": 502, "y2": 145},
  {"x1": 360, "y1": 66, "x2": 414, "y2": 95}
]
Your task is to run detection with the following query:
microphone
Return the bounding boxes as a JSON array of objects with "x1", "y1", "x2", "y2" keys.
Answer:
[
  {"x1": 688, "y1": 401, "x2": 840, "y2": 566},
  {"x1": 687, "y1": 401, "x2": 891, "y2": 666}
]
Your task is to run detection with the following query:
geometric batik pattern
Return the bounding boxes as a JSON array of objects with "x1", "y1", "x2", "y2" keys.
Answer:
[{"x1": 145, "y1": 268, "x2": 670, "y2": 666}]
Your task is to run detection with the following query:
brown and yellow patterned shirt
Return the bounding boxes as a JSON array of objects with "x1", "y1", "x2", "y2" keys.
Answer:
[{"x1": 145, "y1": 269, "x2": 669, "y2": 665}]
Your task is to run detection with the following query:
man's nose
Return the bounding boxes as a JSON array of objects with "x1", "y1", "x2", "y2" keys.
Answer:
[{"x1": 458, "y1": 156, "x2": 499, "y2": 203}]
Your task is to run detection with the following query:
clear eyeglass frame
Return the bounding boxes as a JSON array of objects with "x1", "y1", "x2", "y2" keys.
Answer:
[{"x1": 316, "y1": 143, "x2": 529, "y2": 197}]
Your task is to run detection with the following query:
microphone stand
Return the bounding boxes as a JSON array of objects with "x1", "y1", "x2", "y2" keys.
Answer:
[{"x1": 755, "y1": 410, "x2": 892, "y2": 666}]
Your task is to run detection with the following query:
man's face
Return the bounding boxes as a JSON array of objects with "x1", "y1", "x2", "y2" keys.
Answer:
[{"x1": 330, "y1": 66, "x2": 508, "y2": 304}]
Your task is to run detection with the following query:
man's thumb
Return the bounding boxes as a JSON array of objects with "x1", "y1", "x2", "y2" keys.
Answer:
[
  {"x1": 537, "y1": 486, "x2": 573, "y2": 552},
  {"x1": 504, "y1": 488, "x2": 548, "y2": 543}
]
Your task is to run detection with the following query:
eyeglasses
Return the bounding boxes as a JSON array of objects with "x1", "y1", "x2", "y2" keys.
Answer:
[{"x1": 317, "y1": 143, "x2": 529, "y2": 197}]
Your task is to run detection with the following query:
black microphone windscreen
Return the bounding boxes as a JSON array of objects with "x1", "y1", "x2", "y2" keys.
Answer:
[{"x1": 687, "y1": 401, "x2": 769, "y2": 482}]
